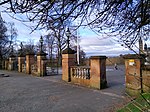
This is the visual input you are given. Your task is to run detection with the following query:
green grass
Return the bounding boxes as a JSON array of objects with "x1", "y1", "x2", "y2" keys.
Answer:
[{"x1": 117, "y1": 93, "x2": 150, "y2": 112}]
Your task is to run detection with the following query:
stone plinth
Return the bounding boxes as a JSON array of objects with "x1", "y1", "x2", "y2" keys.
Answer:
[
  {"x1": 90, "y1": 56, "x2": 107, "y2": 89},
  {"x1": 124, "y1": 54, "x2": 145, "y2": 96},
  {"x1": 62, "y1": 54, "x2": 75, "y2": 82},
  {"x1": 8, "y1": 56, "x2": 16, "y2": 70},
  {"x1": 26, "y1": 54, "x2": 35, "y2": 74},
  {"x1": 62, "y1": 48, "x2": 76, "y2": 82},
  {"x1": 18, "y1": 56, "x2": 25, "y2": 72},
  {"x1": 37, "y1": 52, "x2": 47, "y2": 77}
]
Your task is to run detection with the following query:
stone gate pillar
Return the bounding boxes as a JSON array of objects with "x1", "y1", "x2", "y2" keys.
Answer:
[
  {"x1": 37, "y1": 52, "x2": 47, "y2": 77},
  {"x1": 5, "y1": 59, "x2": 9, "y2": 70},
  {"x1": 62, "y1": 48, "x2": 76, "y2": 82},
  {"x1": 8, "y1": 55, "x2": 16, "y2": 71},
  {"x1": 90, "y1": 56, "x2": 107, "y2": 89},
  {"x1": 18, "y1": 54, "x2": 25, "y2": 72},
  {"x1": 123, "y1": 54, "x2": 145, "y2": 96},
  {"x1": 26, "y1": 53, "x2": 35, "y2": 74},
  {"x1": 2, "y1": 60, "x2": 5, "y2": 69}
]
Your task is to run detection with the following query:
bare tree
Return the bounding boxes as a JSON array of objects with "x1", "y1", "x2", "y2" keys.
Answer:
[
  {"x1": 0, "y1": 15, "x2": 17, "y2": 60},
  {"x1": 24, "y1": 39, "x2": 36, "y2": 54},
  {"x1": 44, "y1": 33, "x2": 55, "y2": 63},
  {"x1": 43, "y1": 24, "x2": 78, "y2": 66},
  {"x1": 0, "y1": 0, "x2": 149, "y2": 48},
  {"x1": 44, "y1": 27, "x2": 66, "y2": 66},
  {"x1": 7, "y1": 22, "x2": 17, "y2": 45}
]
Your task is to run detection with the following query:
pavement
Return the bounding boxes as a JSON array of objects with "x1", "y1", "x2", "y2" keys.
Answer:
[{"x1": 0, "y1": 65, "x2": 129, "y2": 112}]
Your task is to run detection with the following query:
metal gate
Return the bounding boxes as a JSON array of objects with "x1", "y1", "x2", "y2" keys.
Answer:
[
  {"x1": 13, "y1": 58, "x2": 18, "y2": 71},
  {"x1": 46, "y1": 58, "x2": 61, "y2": 76}
]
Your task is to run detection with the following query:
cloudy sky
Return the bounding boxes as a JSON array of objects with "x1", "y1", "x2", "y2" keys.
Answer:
[{"x1": 1, "y1": 9, "x2": 149, "y2": 57}]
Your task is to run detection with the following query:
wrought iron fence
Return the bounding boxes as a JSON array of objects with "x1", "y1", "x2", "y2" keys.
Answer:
[
  {"x1": 22, "y1": 64, "x2": 26, "y2": 73},
  {"x1": 31, "y1": 64, "x2": 37, "y2": 73}
]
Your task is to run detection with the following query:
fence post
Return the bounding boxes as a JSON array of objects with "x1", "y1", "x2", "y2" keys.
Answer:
[
  {"x1": 90, "y1": 56, "x2": 107, "y2": 89},
  {"x1": 37, "y1": 52, "x2": 47, "y2": 77},
  {"x1": 26, "y1": 53, "x2": 35, "y2": 74},
  {"x1": 62, "y1": 48, "x2": 76, "y2": 82}
]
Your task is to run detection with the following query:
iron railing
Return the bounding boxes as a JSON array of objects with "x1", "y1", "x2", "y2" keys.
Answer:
[
  {"x1": 22, "y1": 64, "x2": 26, "y2": 73},
  {"x1": 31, "y1": 64, "x2": 37, "y2": 73}
]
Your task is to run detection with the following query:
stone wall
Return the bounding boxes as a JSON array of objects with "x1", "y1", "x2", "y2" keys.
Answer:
[
  {"x1": 71, "y1": 77, "x2": 90, "y2": 87},
  {"x1": 62, "y1": 53, "x2": 107, "y2": 90}
]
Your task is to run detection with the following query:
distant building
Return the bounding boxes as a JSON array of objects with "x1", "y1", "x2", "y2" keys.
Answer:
[
  {"x1": 144, "y1": 43, "x2": 150, "y2": 55},
  {"x1": 139, "y1": 39, "x2": 150, "y2": 65}
]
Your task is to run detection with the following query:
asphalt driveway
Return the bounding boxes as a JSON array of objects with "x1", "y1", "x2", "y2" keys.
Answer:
[{"x1": 0, "y1": 65, "x2": 129, "y2": 112}]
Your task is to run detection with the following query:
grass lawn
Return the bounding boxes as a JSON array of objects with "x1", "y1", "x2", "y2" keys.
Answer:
[{"x1": 117, "y1": 93, "x2": 150, "y2": 112}]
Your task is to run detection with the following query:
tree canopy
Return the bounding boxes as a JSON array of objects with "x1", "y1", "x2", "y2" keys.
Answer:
[{"x1": 0, "y1": 0, "x2": 149, "y2": 48}]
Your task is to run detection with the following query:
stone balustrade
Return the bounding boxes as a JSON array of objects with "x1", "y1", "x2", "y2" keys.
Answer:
[
  {"x1": 70, "y1": 66, "x2": 90, "y2": 79},
  {"x1": 62, "y1": 48, "x2": 107, "y2": 89}
]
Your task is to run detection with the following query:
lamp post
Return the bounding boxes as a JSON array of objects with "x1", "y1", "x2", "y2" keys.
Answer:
[
  {"x1": 39, "y1": 36, "x2": 44, "y2": 52},
  {"x1": 20, "y1": 42, "x2": 23, "y2": 51},
  {"x1": 11, "y1": 45, "x2": 14, "y2": 54},
  {"x1": 66, "y1": 28, "x2": 71, "y2": 50}
]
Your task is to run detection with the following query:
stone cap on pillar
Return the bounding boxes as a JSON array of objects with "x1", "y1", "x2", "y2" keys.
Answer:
[
  {"x1": 62, "y1": 48, "x2": 76, "y2": 54},
  {"x1": 37, "y1": 51, "x2": 47, "y2": 56},
  {"x1": 123, "y1": 54, "x2": 146, "y2": 59},
  {"x1": 3, "y1": 58, "x2": 9, "y2": 62},
  {"x1": 90, "y1": 56, "x2": 107, "y2": 59},
  {"x1": 4, "y1": 58, "x2": 9, "y2": 61},
  {"x1": 9, "y1": 54, "x2": 16, "y2": 58},
  {"x1": 18, "y1": 52, "x2": 25, "y2": 57},
  {"x1": 26, "y1": 51, "x2": 35, "y2": 56}
]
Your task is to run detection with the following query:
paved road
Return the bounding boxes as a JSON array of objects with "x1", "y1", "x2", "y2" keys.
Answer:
[{"x1": 0, "y1": 65, "x2": 129, "y2": 112}]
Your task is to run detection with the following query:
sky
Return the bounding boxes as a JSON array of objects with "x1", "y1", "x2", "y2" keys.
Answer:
[{"x1": 1, "y1": 9, "x2": 149, "y2": 57}]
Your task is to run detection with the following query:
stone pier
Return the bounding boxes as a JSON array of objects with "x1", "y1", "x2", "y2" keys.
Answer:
[
  {"x1": 37, "y1": 52, "x2": 47, "y2": 77},
  {"x1": 18, "y1": 56, "x2": 25, "y2": 72},
  {"x1": 90, "y1": 56, "x2": 107, "y2": 89},
  {"x1": 8, "y1": 55, "x2": 16, "y2": 71},
  {"x1": 124, "y1": 54, "x2": 145, "y2": 96},
  {"x1": 62, "y1": 48, "x2": 76, "y2": 82},
  {"x1": 26, "y1": 53, "x2": 35, "y2": 74}
]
